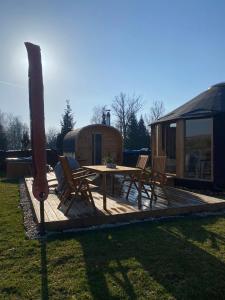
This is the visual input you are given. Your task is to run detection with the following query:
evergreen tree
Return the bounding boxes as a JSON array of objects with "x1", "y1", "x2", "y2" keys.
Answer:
[
  {"x1": 126, "y1": 112, "x2": 139, "y2": 149},
  {"x1": 137, "y1": 116, "x2": 150, "y2": 149},
  {"x1": 56, "y1": 100, "x2": 75, "y2": 154}
]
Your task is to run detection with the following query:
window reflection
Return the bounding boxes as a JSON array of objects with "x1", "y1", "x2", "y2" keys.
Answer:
[{"x1": 184, "y1": 118, "x2": 212, "y2": 180}]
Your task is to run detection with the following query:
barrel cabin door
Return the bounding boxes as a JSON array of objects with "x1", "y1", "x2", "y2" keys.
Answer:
[{"x1": 92, "y1": 134, "x2": 102, "y2": 164}]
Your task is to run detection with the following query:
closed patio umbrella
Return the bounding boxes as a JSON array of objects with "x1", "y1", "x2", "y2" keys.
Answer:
[{"x1": 25, "y1": 42, "x2": 48, "y2": 234}]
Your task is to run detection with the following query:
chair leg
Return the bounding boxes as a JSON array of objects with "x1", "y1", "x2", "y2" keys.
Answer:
[
  {"x1": 119, "y1": 176, "x2": 127, "y2": 196},
  {"x1": 150, "y1": 183, "x2": 156, "y2": 207},
  {"x1": 80, "y1": 190, "x2": 87, "y2": 200},
  {"x1": 163, "y1": 187, "x2": 169, "y2": 206},
  {"x1": 133, "y1": 181, "x2": 138, "y2": 191},
  {"x1": 65, "y1": 190, "x2": 79, "y2": 215},
  {"x1": 152, "y1": 184, "x2": 157, "y2": 202},
  {"x1": 134, "y1": 181, "x2": 150, "y2": 198},
  {"x1": 57, "y1": 188, "x2": 71, "y2": 209},
  {"x1": 126, "y1": 181, "x2": 133, "y2": 200},
  {"x1": 87, "y1": 185, "x2": 96, "y2": 211},
  {"x1": 143, "y1": 185, "x2": 150, "y2": 199}
]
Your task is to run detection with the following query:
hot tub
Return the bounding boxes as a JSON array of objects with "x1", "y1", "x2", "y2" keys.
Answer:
[{"x1": 6, "y1": 157, "x2": 32, "y2": 179}]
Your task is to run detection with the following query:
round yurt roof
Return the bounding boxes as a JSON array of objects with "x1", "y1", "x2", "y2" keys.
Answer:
[{"x1": 153, "y1": 82, "x2": 225, "y2": 124}]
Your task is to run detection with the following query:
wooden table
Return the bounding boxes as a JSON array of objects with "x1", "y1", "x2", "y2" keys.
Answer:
[{"x1": 83, "y1": 165, "x2": 142, "y2": 210}]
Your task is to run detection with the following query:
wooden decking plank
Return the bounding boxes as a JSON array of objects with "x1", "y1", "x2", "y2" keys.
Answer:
[
  {"x1": 44, "y1": 200, "x2": 225, "y2": 231},
  {"x1": 43, "y1": 197, "x2": 61, "y2": 222},
  {"x1": 25, "y1": 178, "x2": 50, "y2": 222},
  {"x1": 25, "y1": 176, "x2": 225, "y2": 231},
  {"x1": 46, "y1": 196, "x2": 69, "y2": 221},
  {"x1": 25, "y1": 178, "x2": 40, "y2": 222}
]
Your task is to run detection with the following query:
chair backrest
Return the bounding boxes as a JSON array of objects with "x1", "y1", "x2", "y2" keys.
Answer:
[
  {"x1": 58, "y1": 156, "x2": 74, "y2": 189},
  {"x1": 136, "y1": 155, "x2": 149, "y2": 170},
  {"x1": 152, "y1": 156, "x2": 166, "y2": 173}
]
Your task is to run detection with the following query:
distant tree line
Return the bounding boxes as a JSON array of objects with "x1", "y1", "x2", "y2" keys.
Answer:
[
  {"x1": 0, "y1": 110, "x2": 30, "y2": 151},
  {"x1": 0, "y1": 101, "x2": 75, "y2": 154},
  {"x1": 0, "y1": 95, "x2": 164, "y2": 153},
  {"x1": 45, "y1": 96, "x2": 165, "y2": 152}
]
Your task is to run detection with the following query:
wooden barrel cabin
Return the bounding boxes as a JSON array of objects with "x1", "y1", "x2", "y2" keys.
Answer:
[{"x1": 63, "y1": 124, "x2": 123, "y2": 166}]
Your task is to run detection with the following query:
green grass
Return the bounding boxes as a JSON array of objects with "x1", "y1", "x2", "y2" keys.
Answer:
[{"x1": 0, "y1": 175, "x2": 225, "y2": 299}]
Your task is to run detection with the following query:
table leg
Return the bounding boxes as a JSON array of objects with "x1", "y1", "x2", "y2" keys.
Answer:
[
  {"x1": 138, "y1": 176, "x2": 142, "y2": 210},
  {"x1": 103, "y1": 173, "x2": 107, "y2": 210},
  {"x1": 111, "y1": 174, "x2": 115, "y2": 196}
]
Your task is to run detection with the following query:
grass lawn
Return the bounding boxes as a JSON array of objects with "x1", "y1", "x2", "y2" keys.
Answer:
[{"x1": 0, "y1": 175, "x2": 225, "y2": 300}]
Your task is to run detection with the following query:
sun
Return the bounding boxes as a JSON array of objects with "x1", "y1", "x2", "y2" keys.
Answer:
[{"x1": 15, "y1": 41, "x2": 54, "y2": 81}]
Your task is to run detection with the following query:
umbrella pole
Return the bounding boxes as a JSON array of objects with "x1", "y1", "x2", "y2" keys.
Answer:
[{"x1": 39, "y1": 193, "x2": 45, "y2": 236}]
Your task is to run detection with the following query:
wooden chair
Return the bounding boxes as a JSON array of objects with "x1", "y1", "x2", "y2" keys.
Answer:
[
  {"x1": 149, "y1": 156, "x2": 169, "y2": 206},
  {"x1": 58, "y1": 156, "x2": 97, "y2": 215},
  {"x1": 49, "y1": 156, "x2": 89, "y2": 196},
  {"x1": 152, "y1": 156, "x2": 167, "y2": 173},
  {"x1": 122, "y1": 155, "x2": 149, "y2": 199}
]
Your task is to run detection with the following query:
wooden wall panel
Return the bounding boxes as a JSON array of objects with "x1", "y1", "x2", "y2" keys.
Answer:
[
  {"x1": 151, "y1": 125, "x2": 156, "y2": 157},
  {"x1": 76, "y1": 126, "x2": 123, "y2": 166}
]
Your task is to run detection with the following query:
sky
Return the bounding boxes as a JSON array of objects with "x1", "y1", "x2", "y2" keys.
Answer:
[{"x1": 1, "y1": 0, "x2": 225, "y2": 131}]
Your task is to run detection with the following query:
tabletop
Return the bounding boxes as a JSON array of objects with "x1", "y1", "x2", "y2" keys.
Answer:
[{"x1": 83, "y1": 165, "x2": 142, "y2": 174}]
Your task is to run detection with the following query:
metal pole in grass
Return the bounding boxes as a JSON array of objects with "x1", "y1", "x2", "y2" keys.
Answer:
[
  {"x1": 25, "y1": 43, "x2": 49, "y2": 236},
  {"x1": 39, "y1": 193, "x2": 46, "y2": 235}
]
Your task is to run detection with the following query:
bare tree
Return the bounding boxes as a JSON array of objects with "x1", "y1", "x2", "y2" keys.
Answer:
[
  {"x1": 0, "y1": 111, "x2": 31, "y2": 150},
  {"x1": 90, "y1": 105, "x2": 107, "y2": 124},
  {"x1": 111, "y1": 93, "x2": 143, "y2": 142},
  {"x1": 6, "y1": 115, "x2": 28, "y2": 150},
  {"x1": 145, "y1": 100, "x2": 165, "y2": 126},
  {"x1": 46, "y1": 127, "x2": 59, "y2": 150},
  {"x1": 0, "y1": 110, "x2": 7, "y2": 125}
]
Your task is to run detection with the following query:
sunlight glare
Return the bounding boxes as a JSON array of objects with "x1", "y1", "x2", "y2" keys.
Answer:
[{"x1": 15, "y1": 41, "x2": 56, "y2": 81}]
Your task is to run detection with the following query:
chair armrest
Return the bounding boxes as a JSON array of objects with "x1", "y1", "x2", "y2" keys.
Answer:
[
  {"x1": 73, "y1": 173, "x2": 97, "y2": 181},
  {"x1": 72, "y1": 168, "x2": 84, "y2": 172},
  {"x1": 47, "y1": 178, "x2": 57, "y2": 182},
  {"x1": 72, "y1": 168, "x2": 95, "y2": 176},
  {"x1": 72, "y1": 170, "x2": 89, "y2": 177}
]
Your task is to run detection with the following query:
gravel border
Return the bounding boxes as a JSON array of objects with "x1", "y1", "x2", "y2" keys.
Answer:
[{"x1": 19, "y1": 179, "x2": 40, "y2": 239}]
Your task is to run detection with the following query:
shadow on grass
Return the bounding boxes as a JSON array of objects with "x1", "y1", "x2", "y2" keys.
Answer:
[
  {"x1": 40, "y1": 239, "x2": 49, "y2": 300},
  {"x1": 45, "y1": 216, "x2": 225, "y2": 299}
]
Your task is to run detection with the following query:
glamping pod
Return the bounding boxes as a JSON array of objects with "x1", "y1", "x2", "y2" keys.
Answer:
[
  {"x1": 63, "y1": 124, "x2": 123, "y2": 166},
  {"x1": 151, "y1": 82, "x2": 225, "y2": 188}
]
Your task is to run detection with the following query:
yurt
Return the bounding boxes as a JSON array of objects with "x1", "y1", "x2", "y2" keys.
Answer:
[
  {"x1": 63, "y1": 124, "x2": 123, "y2": 166},
  {"x1": 151, "y1": 83, "x2": 225, "y2": 188}
]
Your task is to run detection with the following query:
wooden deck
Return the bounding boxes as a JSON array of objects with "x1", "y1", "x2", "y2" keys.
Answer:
[{"x1": 25, "y1": 174, "x2": 225, "y2": 231}]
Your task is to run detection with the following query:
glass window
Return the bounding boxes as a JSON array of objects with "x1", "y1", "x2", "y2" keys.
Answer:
[
  {"x1": 165, "y1": 123, "x2": 176, "y2": 173},
  {"x1": 184, "y1": 118, "x2": 213, "y2": 180},
  {"x1": 166, "y1": 123, "x2": 176, "y2": 159}
]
